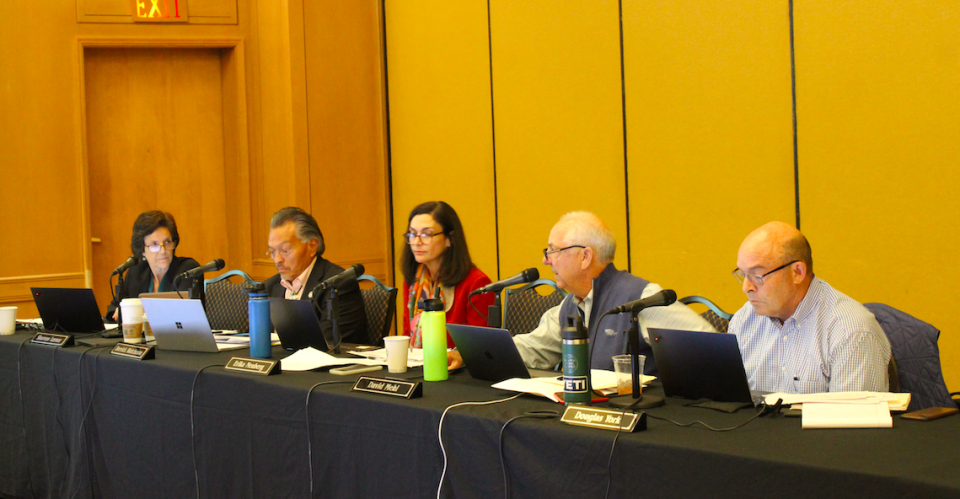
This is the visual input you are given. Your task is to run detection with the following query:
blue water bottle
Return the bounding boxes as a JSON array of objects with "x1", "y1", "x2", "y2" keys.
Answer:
[
  {"x1": 248, "y1": 283, "x2": 271, "y2": 359},
  {"x1": 562, "y1": 315, "x2": 591, "y2": 406}
]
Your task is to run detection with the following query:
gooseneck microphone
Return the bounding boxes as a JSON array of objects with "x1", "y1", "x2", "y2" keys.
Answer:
[
  {"x1": 605, "y1": 289, "x2": 677, "y2": 315},
  {"x1": 111, "y1": 256, "x2": 138, "y2": 276},
  {"x1": 470, "y1": 268, "x2": 539, "y2": 295},
  {"x1": 313, "y1": 264, "x2": 365, "y2": 293},
  {"x1": 176, "y1": 259, "x2": 226, "y2": 282}
]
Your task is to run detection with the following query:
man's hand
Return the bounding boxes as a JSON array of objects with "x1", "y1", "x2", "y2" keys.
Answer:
[{"x1": 447, "y1": 350, "x2": 464, "y2": 370}]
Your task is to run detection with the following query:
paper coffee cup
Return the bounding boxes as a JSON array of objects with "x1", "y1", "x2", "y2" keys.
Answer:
[
  {"x1": 384, "y1": 335, "x2": 411, "y2": 373},
  {"x1": 0, "y1": 306, "x2": 17, "y2": 335},
  {"x1": 142, "y1": 312, "x2": 154, "y2": 342},
  {"x1": 120, "y1": 298, "x2": 144, "y2": 343}
]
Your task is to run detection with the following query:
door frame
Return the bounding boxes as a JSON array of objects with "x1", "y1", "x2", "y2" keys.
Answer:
[{"x1": 74, "y1": 37, "x2": 252, "y2": 292}]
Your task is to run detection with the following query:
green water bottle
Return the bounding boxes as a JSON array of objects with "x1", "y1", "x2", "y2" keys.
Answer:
[{"x1": 419, "y1": 288, "x2": 448, "y2": 381}]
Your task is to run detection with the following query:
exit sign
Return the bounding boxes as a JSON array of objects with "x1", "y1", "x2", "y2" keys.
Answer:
[{"x1": 133, "y1": 0, "x2": 188, "y2": 22}]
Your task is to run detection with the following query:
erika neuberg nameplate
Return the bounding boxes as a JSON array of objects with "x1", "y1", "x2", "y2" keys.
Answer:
[
  {"x1": 225, "y1": 357, "x2": 281, "y2": 376},
  {"x1": 111, "y1": 343, "x2": 155, "y2": 360},
  {"x1": 30, "y1": 332, "x2": 74, "y2": 348},
  {"x1": 352, "y1": 376, "x2": 422, "y2": 399},
  {"x1": 561, "y1": 405, "x2": 647, "y2": 432}
]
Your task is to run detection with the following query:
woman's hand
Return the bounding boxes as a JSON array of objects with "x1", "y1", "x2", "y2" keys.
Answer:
[{"x1": 447, "y1": 350, "x2": 464, "y2": 370}]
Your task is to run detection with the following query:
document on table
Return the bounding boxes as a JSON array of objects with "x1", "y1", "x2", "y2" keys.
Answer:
[
  {"x1": 764, "y1": 391, "x2": 911, "y2": 412},
  {"x1": 492, "y1": 370, "x2": 657, "y2": 403},
  {"x1": 802, "y1": 401, "x2": 893, "y2": 429},
  {"x1": 348, "y1": 347, "x2": 425, "y2": 368},
  {"x1": 281, "y1": 347, "x2": 382, "y2": 371}
]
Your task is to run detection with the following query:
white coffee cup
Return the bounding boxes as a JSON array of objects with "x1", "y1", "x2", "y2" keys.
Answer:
[
  {"x1": 120, "y1": 298, "x2": 144, "y2": 344},
  {"x1": 0, "y1": 306, "x2": 17, "y2": 335},
  {"x1": 384, "y1": 335, "x2": 411, "y2": 373}
]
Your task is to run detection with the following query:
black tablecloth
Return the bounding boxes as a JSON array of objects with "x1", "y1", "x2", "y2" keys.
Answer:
[{"x1": 2, "y1": 332, "x2": 960, "y2": 499}]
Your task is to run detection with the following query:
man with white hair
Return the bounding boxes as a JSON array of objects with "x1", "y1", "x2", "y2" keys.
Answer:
[{"x1": 512, "y1": 211, "x2": 715, "y2": 373}]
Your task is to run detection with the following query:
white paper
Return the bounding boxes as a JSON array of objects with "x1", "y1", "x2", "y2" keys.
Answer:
[
  {"x1": 802, "y1": 401, "x2": 892, "y2": 429},
  {"x1": 349, "y1": 347, "x2": 424, "y2": 368},
  {"x1": 280, "y1": 347, "x2": 382, "y2": 371}
]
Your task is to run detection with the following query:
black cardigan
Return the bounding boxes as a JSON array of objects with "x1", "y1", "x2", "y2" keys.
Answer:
[{"x1": 106, "y1": 256, "x2": 200, "y2": 319}]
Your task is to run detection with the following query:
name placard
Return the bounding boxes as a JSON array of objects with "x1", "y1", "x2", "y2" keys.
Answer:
[
  {"x1": 30, "y1": 333, "x2": 74, "y2": 348},
  {"x1": 352, "y1": 376, "x2": 422, "y2": 399},
  {"x1": 111, "y1": 343, "x2": 155, "y2": 360},
  {"x1": 561, "y1": 405, "x2": 646, "y2": 432},
  {"x1": 225, "y1": 357, "x2": 280, "y2": 376}
]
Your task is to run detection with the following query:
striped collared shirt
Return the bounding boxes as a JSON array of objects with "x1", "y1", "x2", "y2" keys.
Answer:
[{"x1": 730, "y1": 277, "x2": 890, "y2": 393}]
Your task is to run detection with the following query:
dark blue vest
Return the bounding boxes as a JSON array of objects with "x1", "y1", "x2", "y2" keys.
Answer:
[{"x1": 558, "y1": 264, "x2": 655, "y2": 372}]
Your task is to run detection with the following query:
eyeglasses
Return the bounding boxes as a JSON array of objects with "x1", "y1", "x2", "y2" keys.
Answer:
[
  {"x1": 404, "y1": 231, "x2": 446, "y2": 245},
  {"x1": 266, "y1": 247, "x2": 295, "y2": 259},
  {"x1": 543, "y1": 245, "x2": 586, "y2": 259},
  {"x1": 146, "y1": 240, "x2": 176, "y2": 253},
  {"x1": 732, "y1": 260, "x2": 799, "y2": 287}
]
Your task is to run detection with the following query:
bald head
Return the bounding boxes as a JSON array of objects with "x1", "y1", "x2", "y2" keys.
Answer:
[
  {"x1": 736, "y1": 222, "x2": 814, "y2": 321},
  {"x1": 739, "y1": 221, "x2": 813, "y2": 275}
]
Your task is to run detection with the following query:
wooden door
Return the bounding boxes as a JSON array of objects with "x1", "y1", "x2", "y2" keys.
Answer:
[{"x1": 84, "y1": 47, "x2": 229, "y2": 314}]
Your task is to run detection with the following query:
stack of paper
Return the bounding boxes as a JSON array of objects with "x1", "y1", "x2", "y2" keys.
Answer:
[
  {"x1": 764, "y1": 391, "x2": 911, "y2": 412},
  {"x1": 492, "y1": 370, "x2": 656, "y2": 403},
  {"x1": 281, "y1": 347, "x2": 381, "y2": 371}
]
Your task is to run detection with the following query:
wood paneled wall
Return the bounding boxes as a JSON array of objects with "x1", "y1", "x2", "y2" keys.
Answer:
[
  {"x1": 0, "y1": 0, "x2": 390, "y2": 318},
  {"x1": 384, "y1": 0, "x2": 960, "y2": 391}
]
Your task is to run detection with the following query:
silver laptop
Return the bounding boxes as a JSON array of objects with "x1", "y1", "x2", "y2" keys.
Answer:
[
  {"x1": 141, "y1": 298, "x2": 247, "y2": 352},
  {"x1": 447, "y1": 324, "x2": 556, "y2": 382}
]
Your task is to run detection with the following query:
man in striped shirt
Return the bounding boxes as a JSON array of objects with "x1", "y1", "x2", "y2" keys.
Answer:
[{"x1": 729, "y1": 221, "x2": 890, "y2": 393}]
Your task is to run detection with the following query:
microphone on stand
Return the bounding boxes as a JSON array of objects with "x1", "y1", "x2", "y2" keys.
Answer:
[
  {"x1": 175, "y1": 259, "x2": 226, "y2": 282},
  {"x1": 312, "y1": 264, "x2": 365, "y2": 294},
  {"x1": 111, "y1": 256, "x2": 138, "y2": 276},
  {"x1": 604, "y1": 289, "x2": 677, "y2": 315},
  {"x1": 469, "y1": 268, "x2": 539, "y2": 295}
]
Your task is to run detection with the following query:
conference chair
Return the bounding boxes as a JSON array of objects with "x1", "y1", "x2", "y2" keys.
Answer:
[
  {"x1": 679, "y1": 295, "x2": 733, "y2": 333},
  {"x1": 864, "y1": 303, "x2": 954, "y2": 411},
  {"x1": 502, "y1": 278, "x2": 567, "y2": 336},
  {"x1": 204, "y1": 270, "x2": 257, "y2": 334},
  {"x1": 358, "y1": 275, "x2": 397, "y2": 346}
]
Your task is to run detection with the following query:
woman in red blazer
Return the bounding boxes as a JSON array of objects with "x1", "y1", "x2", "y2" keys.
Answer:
[{"x1": 400, "y1": 201, "x2": 494, "y2": 348}]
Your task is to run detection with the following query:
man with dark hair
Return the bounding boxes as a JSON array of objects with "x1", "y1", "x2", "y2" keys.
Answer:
[
  {"x1": 265, "y1": 207, "x2": 369, "y2": 345},
  {"x1": 729, "y1": 221, "x2": 890, "y2": 393}
]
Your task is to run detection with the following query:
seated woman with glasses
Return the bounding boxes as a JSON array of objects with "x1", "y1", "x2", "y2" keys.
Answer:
[
  {"x1": 401, "y1": 201, "x2": 495, "y2": 347},
  {"x1": 106, "y1": 211, "x2": 199, "y2": 321}
]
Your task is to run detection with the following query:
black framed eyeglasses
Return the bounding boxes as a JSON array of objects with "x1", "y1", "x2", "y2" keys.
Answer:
[
  {"x1": 732, "y1": 260, "x2": 799, "y2": 287},
  {"x1": 543, "y1": 245, "x2": 586, "y2": 259},
  {"x1": 146, "y1": 240, "x2": 176, "y2": 253},
  {"x1": 405, "y1": 231, "x2": 446, "y2": 245}
]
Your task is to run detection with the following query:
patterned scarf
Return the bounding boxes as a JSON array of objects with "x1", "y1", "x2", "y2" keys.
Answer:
[{"x1": 407, "y1": 264, "x2": 446, "y2": 348}]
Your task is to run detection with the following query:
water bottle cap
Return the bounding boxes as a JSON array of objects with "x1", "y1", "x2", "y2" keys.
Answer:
[
  {"x1": 247, "y1": 282, "x2": 267, "y2": 296},
  {"x1": 418, "y1": 286, "x2": 444, "y2": 312},
  {"x1": 560, "y1": 314, "x2": 588, "y2": 340}
]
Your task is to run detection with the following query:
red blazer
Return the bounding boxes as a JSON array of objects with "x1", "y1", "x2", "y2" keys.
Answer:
[{"x1": 403, "y1": 267, "x2": 495, "y2": 348}]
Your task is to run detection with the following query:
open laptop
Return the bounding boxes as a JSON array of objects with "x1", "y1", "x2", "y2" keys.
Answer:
[
  {"x1": 269, "y1": 298, "x2": 330, "y2": 351},
  {"x1": 141, "y1": 298, "x2": 247, "y2": 352},
  {"x1": 648, "y1": 328, "x2": 767, "y2": 404},
  {"x1": 447, "y1": 324, "x2": 556, "y2": 382},
  {"x1": 31, "y1": 288, "x2": 108, "y2": 334}
]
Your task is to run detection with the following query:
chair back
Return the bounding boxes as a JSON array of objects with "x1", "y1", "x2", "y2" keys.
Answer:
[
  {"x1": 358, "y1": 275, "x2": 398, "y2": 346},
  {"x1": 679, "y1": 295, "x2": 733, "y2": 333},
  {"x1": 865, "y1": 303, "x2": 954, "y2": 410},
  {"x1": 204, "y1": 270, "x2": 257, "y2": 334},
  {"x1": 503, "y1": 279, "x2": 567, "y2": 336}
]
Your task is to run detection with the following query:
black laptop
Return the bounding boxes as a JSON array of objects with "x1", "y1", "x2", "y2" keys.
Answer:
[
  {"x1": 649, "y1": 328, "x2": 766, "y2": 404},
  {"x1": 31, "y1": 288, "x2": 107, "y2": 334},
  {"x1": 447, "y1": 324, "x2": 556, "y2": 382},
  {"x1": 269, "y1": 298, "x2": 331, "y2": 351}
]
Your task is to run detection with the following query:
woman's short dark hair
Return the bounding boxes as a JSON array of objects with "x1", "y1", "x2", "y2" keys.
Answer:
[
  {"x1": 400, "y1": 201, "x2": 475, "y2": 286},
  {"x1": 131, "y1": 211, "x2": 180, "y2": 257}
]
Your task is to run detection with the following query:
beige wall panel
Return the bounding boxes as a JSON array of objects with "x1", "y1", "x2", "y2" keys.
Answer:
[
  {"x1": 623, "y1": 0, "x2": 795, "y2": 310},
  {"x1": 0, "y1": 0, "x2": 87, "y2": 309},
  {"x1": 492, "y1": 0, "x2": 628, "y2": 283},
  {"x1": 796, "y1": 0, "x2": 960, "y2": 390},
  {"x1": 303, "y1": 0, "x2": 391, "y2": 281},
  {"x1": 386, "y1": 0, "x2": 498, "y2": 292}
]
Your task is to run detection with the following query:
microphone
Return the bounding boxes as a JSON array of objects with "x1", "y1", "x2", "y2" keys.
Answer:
[
  {"x1": 605, "y1": 289, "x2": 677, "y2": 315},
  {"x1": 470, "y1": 268, "x2": 540, "y2": 295},
  {"x1": 313, "y1": 264, "x2": 365, "y2": 293},
  {"x1": 111, "y1": 256, "x2": 138, "y2": 276},
  {"x1": 176, "y1": 259, "x2": 226, "y2": 282}
]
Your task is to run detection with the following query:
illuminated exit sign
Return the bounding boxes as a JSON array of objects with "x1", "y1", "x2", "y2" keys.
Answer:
[{"x1": 133, "y1": 0, "x2": 188, "y2": 22}]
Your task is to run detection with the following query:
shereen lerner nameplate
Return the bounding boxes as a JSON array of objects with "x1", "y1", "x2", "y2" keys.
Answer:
[
  {"x1": 561, "y1": 405, "x2": 647, "y2": 432},
  {"x1": 225, "y1": 357, "x2": 281, "y2": 376},
  {"x1": 111, "y1": 343, "x2": 155, "y2": 360},
  {"x1": 352, "y1": 376, "x2": 422, "y2": 399},
  {"x1": 31, "y1": 332, "x2": 74, "y2": 348}
]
